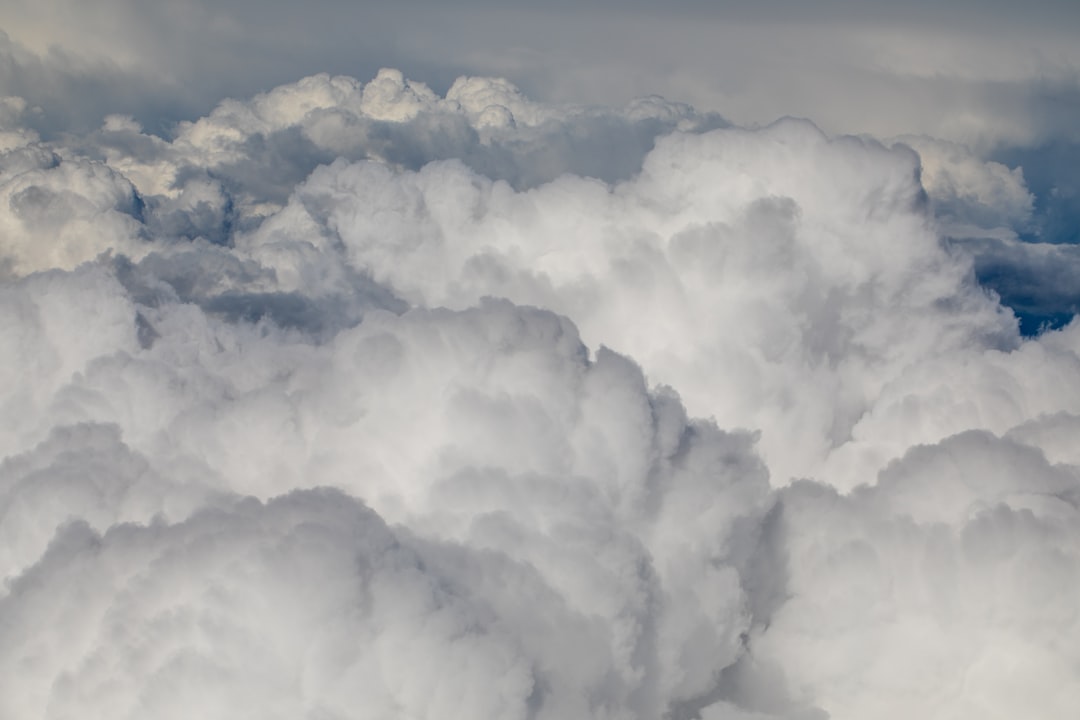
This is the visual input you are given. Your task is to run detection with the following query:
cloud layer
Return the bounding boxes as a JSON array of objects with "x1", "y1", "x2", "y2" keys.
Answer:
[
  {"x1": 2, "y1": 69, "x2": 1080, "y2": 719},
  {"x1": 3, "y1": 0, "x2": 1079, "y2": 151}
]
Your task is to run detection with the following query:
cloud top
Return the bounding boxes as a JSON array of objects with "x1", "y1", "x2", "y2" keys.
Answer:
[{"x1": 1, "y1": 68, "x2": 1079, "y2": 719}]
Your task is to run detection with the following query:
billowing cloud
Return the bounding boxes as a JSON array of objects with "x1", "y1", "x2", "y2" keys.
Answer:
[
  {"x1": 758, "y1": 437, "x2": 1080, "y2": 719},
  {"x1": 898, "y1": 135, "x2": 1034, "y2": 240},
  {"x1": 243, "y1": 114, "x2": 1033, "y2": 487},
  {"x1": 2, "y1": 268, "x2": 774, "y2": 718},
  {"x1": 1, "y1": 68, "x2": 1080, "y2": 720}
]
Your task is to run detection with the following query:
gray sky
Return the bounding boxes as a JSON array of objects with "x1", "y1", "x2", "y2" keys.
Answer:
[{"x1": 2, "y1": 0, "x2": 1079, "y2": 146}]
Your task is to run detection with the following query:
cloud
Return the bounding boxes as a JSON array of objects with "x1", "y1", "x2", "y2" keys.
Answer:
[
  {"x1": 1, "y1": 67, "x2": 1080, "y2": 720},
  {"x1": 3, "y1": 0, "x2": 1079, "y2": 149},
  {"x1": 894, "y1": 136, "x2": 1080, "y2": 334},
  {"x1": 1, "y1": 488, "x2": 539, "y2": 719},
  {"x1": 897, "y1": 135, "x2": 1034, "y2": 240},
  {"x1": 1, "y1": 269, "x2": 776, "y2": 716},
  {"x1": 950, "y1": 236, "x2": 1080, "y2": 333},
  {"x1": 114, "y1": 68, "x2": 720, "y2": 199},
  {"x1": 0, "y1": 146, "x2": 146, "y2": 274},
  {"x1": 253, "y1": 116, "x2": 1032, "y2": 487},
  {"x1": 754, "y1": 431, "x2": 1080, "y2": 719},
  {"x1": 993, "y1": 139, "x2": 1080, "y2": 245}
]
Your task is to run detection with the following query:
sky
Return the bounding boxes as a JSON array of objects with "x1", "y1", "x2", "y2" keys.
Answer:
[
  {"x1": 2, "y1": 2, "x2": 1080, "y2": 719},
  {"x1": 3, "y1": 0, "x2": 1079, "y2": 142}
]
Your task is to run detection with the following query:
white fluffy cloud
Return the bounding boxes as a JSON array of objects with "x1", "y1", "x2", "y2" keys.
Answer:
[
  {"x1": 1, "y1": 274, "x2": 773, "y2": 717},
  {"x1": 1, "y1": 69, "x2": 1079, "y2": 719},
  {"x1": 0, "y1": 144, "x2": 146, "y2": 274},
  {"x1": 249, "y1": 117, "x2": 1032, "y2": 487}
]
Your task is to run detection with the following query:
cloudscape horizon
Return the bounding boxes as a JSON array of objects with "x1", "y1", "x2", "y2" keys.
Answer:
[{"x1": 2, "y1": 4, "x2": 1080, "y2": 718}]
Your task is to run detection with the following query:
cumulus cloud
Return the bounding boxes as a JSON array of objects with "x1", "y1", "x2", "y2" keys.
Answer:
[
  {"x1": 2, "y1": 272, "x2": 774, "y2": 717},
  {"x1": 949, "y1": 236, "x2": 1080, "y2": 334},
  {"x1": 1, "y1": 68, "x2": 1080, "y2": 720},
  {"x1": 892, "y1": 135, "x2": 1080, "y2": 334},
  {"x1": 0, "y1": 147, "x2": 146, "y2": 274},
  {"x1": 757, "y1": 447, "x2": 1080, "y2": 719},
  {"x1": 897, "y1": 135, "x2": 1034, "y2": 240},
  {"x1": 251, "y1": 117, "x2": 1030, "y2": 487},
  {"x1": 111, "y1": 69, "x2": 719, "y2": 200},
  {"x1": 993, "y1": 140, "x2": 1080, "y2": 246}
]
